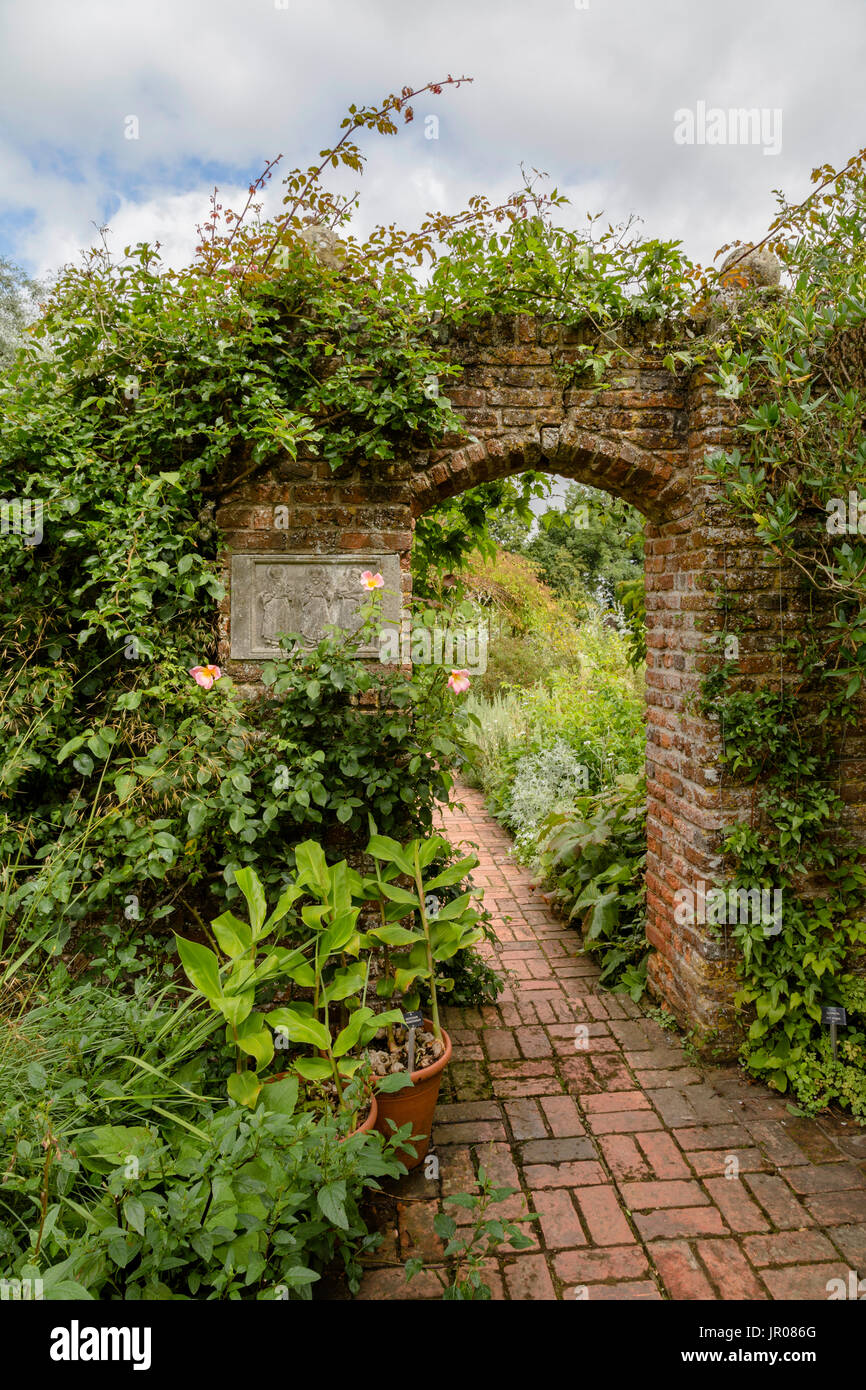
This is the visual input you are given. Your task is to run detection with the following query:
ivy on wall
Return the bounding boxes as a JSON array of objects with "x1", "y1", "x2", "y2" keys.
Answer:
[{"x1": 695, "y1": 155, "x2": 866, "y2": 1114}]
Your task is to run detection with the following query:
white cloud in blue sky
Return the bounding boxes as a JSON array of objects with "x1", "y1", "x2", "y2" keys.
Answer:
[{"x1": 1, "y1": 0, "x2": 864, "y2": 280}]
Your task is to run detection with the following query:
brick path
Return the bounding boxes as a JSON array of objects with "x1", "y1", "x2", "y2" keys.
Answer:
[{"x1": 356, "y1": 784, "x2": 866, "y2": 1301}]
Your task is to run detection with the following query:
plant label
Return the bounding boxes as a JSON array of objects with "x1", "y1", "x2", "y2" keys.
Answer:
[
  {"x1": 820, "y1": 1005, "x2": 847, "y2": 1026},
  {"x1": 821, "y1": 1004, "x2": 847, "y2": 1060}
]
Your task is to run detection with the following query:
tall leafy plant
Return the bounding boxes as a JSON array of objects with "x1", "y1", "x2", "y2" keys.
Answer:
[{"x1": 365, "y1": 831, "x2": 483, "y2": 1041}]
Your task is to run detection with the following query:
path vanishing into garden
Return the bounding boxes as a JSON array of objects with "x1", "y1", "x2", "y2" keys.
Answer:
[{"x1": 357, "y1": 784, "x2": 866, "y2": 1302}]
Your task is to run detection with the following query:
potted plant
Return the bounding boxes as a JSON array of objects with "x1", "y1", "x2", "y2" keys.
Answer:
[
  {"x1": 363, "y1": 829, "x2": 482, "y2": 1166},
  {"x1": 264, "y1": 841, "x2": 404, "y2": 1130},
  {"x1": 175, "y1": 847, "x2": 402, "y2": 1137},
  {"x1": 174, "y1": 864, "x2": 304, "y2": 1110}
]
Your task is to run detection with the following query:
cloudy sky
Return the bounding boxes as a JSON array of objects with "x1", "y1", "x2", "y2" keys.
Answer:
[{"x1": 1, "y1": 0, "x2": 863, "y2": 284}]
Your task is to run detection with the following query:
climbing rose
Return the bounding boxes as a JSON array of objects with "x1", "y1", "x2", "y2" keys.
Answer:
[
  {"x1": 360, "y1": 571, "x2": 384, "y2": 590},
  {"x1": 447, "y1": 669, "x2": 471, "y2": 694},
  {"x1": 190, "y1": 664, "x2": 222, "y2": 690}
]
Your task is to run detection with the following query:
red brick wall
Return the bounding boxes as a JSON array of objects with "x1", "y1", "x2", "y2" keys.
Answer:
[{"x1": 213, "y1": 313, "x2": 840, "y2": 1051}]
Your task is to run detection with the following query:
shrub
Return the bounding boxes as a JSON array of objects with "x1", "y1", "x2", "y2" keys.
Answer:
[
  {"x1": 503, "y1": 739, "x2": 595, "y2": 851},
  {"x1": 537, "y1": 774, "x2": 648, "y2": 997},
  {"x1": 0, "y1": 954, "x2": 405, "y2": 1299},
  {"x1": 2, "y1": 605, "x2": 476, "y2": 953}
]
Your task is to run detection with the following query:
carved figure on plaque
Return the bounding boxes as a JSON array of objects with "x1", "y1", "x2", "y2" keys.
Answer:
[
  {"x1": 259, "y1": 566, "x2": 303, "y2": 648},
  {"x1": 299, "y1": 567, "x2": 332, "y2": 644},
  {"x1": 328, "y1": 569, "x2": 365, "y2": 634},
  {"x1": 231, "y1": 552, "x2": 399, "y2": 662}
]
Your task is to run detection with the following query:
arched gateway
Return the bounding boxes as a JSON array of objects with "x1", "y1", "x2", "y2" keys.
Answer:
[{"x1": 216, "y1": 313, "x2": 751, "y2": 1049}]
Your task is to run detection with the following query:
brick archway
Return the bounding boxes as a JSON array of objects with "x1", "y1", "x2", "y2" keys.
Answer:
[
  {"x1": 411, "y1": 423, "x2": 686, "y2": 522},
  {"x1": 217, "y1": 314, "x2": 745, "y2": 1047},
  {"x1": 409, "y1": 315, "x2": 744, "y2": 1047}
]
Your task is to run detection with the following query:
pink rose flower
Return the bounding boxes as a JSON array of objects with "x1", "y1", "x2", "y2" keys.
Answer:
[
  {"x1": 360, "y1": 571, "x2": 384, "y2": 590},
  {"x1": 190, "y1": 663, "x2": 222, "y2": 690},
  {"x1": 447, "y1": 669, "x2": 471, "y2": 694}
]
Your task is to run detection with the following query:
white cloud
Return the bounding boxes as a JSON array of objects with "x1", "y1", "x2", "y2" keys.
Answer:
[{"x1": 0, "y1": 0, "x2": 864, "y2": 279}]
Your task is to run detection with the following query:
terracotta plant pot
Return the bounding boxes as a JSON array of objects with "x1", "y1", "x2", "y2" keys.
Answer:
[
  {"x1": 374, "y1": 1020, "x2": 452, "y2": 1169},
  {"x1": 349, "y1": 1091, "x2": 378, "y2": 1139}
]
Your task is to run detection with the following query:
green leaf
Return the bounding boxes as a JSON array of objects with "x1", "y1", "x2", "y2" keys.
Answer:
[
  {"x1": 294, "y1": 840, "x2": 330, "y2": 895},
  {"x1": 234, "y1": 866, "x2": 267, "y2": 934},
  {"x1": 211, "y1": 911, "x2": 253, "y2": 959},
  {"x1": 261, "y1": 1075, "x2": 299, "y2": 1116},
  {"x1": 375, "y1": 1071, "x2": 415, "y2": 1093},
  {"x1": 227, "y1": 1070, "x2": 261, "y2": 1109},
  {"x1": 266, "y1": 1007, "x2": 331, "y2": 1050},
  {"x1": 425, "y1": 856, "x2": 478, "y2": 890},
  {"x1": 235, "y1": 1013, "x2": 274, "y2": 1068},
  {"x1": 367, "y1": 834, "x2": 415, "y2": 876},
  {"x1": 367, "y1": 924, "x2": 420, "y2": 947},
  {"x1": 263, "y1": 884, "x2": 302, "y2": 935},
  {"x1": 333, "y1": 1006, "x2": 402, "y2": 1058},
  {"x1": 57, "y1": 735, "x2": 87, "y2": 763},
  {"x1": 381, "y1": 883, "x2": 421, "y2": 907},
  {"x1": 217, "y1": 989, "x2": 255, "y2": 1029},
  {"x1": 322, "y1": 962, "x2": 367, "y2": 1004},
  {"x1": 317, "y1": 1181, "x2": 349, "y2": 1229},
  {"x1": 293, "y1": 1056, "x2": 333, "y2": 1082},
  {"x1": 113, "y1": 773, "x2": 137, "y2": 800},
  {"x1": 175, "y1": 936, "x2": 222, "y2": 1002},
  {"x1": 433, "y1": 892, "x2": 472, "y2": 921},
  {"x1": 123, "y1": 1197, "x2": 146, "y2": 1236},
  {"x1": 76, "y1": 1125, "x2": 155, "y2": 1175}
]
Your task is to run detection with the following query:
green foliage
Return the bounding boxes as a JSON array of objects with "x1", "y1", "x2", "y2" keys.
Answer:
[
  {"x1": 404, "y1": 1161, "x2": 536, "y2": 1300},
  {"x1": 516, "y1": 483, "x2": 645, "y2": 607},
  {"x1": 1, "y1": 596, "x2": 476, "y2": 947},
  {"x1": 366, "y1": 830, "x2": 484, "y2": 1038},
  {"x1": 460, "y1": 548, "x2": 585, "y2": 696},
  {"x1": 0, "y1": 256, "x2": 44, "y2": 368},
  {"x1": 175, "y1": 831, "x2": 491, "y2": 1109},
  {"x1": 429, "y1": 933, "x2": 505, "y2": 1008},
  {"x1": 695, "y1": 152, "x2": 866, "y2": 1110},
  {"x1": 466, "y1": 628, "x2": 644, "y2": 835},
  {"x1": 0, "y1": 952, "x2": 406, "y2": 1299},
  {"x1": 788, "y1": 1020, "x2": 866, "y2": 1120},
  {"x1": 424, "y1": 201, "x2": 695, "y2": 330},
  {"x1": 4, "y1": 1093, "x2": 403, "y2": 1301},
  {"x1": 413, "y1": 475, "x2": 550, "y2": 598},
  {"x1": 616, "y1": 573, "x2": 647, "y2": 667},
  {"x1": 537, "y1": 774, "x2": 648, "y2": 997}
]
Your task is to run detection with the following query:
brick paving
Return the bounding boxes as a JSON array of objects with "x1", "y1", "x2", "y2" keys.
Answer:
[{"x1": 356, "y1": 784, "x2": 866, "y2": 1301}]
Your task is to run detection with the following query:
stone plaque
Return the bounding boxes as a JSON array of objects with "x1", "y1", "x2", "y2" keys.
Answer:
[{"x1": 229, "y1": 552, "x2": 402, "y2": 661}]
